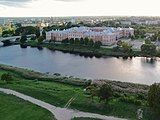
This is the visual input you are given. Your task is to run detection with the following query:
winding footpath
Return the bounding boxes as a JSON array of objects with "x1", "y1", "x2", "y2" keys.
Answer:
[{"x1": 0, "y1": 88, "x2": 127, "y2": 120}]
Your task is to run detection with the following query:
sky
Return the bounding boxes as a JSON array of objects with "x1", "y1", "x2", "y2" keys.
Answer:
[{"x1": 0, "y1": 0, "x2": 160, "y2": 17}]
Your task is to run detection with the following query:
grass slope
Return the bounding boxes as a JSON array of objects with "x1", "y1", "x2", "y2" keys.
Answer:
[{"x1": 0, "y1": 92, "x2": 55, "y2": 120}]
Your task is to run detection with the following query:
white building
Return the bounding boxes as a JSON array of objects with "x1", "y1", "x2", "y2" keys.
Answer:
[{"x1": 46, "y1": 27, "x2": 134, "y2": 45}]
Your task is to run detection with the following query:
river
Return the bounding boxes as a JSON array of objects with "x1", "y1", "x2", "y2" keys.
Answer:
[{"x1": 0, "y1": 45, "x2": 160, "y2": 85}]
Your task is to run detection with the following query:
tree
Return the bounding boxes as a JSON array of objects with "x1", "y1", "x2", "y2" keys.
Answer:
[
  {"x1": 69, "y1": 38, "x2": 75, "y2": 44},
  {"x1": 86, "y1": 85, "x2": 99, "y2": 101},
  {"x1": 148, "y1": 83, "x2": 160, "y2": 114},
  {"x1": 75, "y1": 38, "x2": 80, "y2": 45},
  {"x1": 121, "y1": 42, "x2": 132, "y2": 53},
  {"x1": 88, "y1": 39, "x2": 94, "y2": 47},
  {"x1": 20, "y1": 34, "x2": 27, "y2": 44},
  {"x1": 37, "y1": 36, "x2": 44, "y2": 44},
  {"x1": 94, "y1": 41, "x2": 102, "y2": 49},
  {"x1": 84, "y1": 37, "x2": 89, "y2": 45},
  {"x1": 1, "y1": 73, "x2": 13, "y2": 83},
  {"x1": 98, "y1": 84, "x2": 113, "y2": 103},
  {"x1": 141, "y1": 44, "x2": 156, "y2": 56},
  {"x1": 80, "y1": 38, "x2": 84, "y2": 45},
  {"x1": 30, "y1": 35, "x2": 36, "y2": 40},
  {"x1": 145, "y1": 39, "x2": 152, "y2": 44},
  {"x1": 15, "y1": 26, "x2": 39, "y2": 36},
  {"x1": 131, "y1": 35, "x2": 135, "y2": 40},
  {"x1": 42, "y1": 30, "x2": 46, "y2": 39},
  {"x1": 2, "y1": 40, "x2": 12, "y2": 46},
  {"x1": 2, "y1": 30, "x2": 14, "y2": 37},
  {"x1": 35, "y1": 27, "x2": 40, "y2": 38},
  {"x1": 62, "y1": 38, "x2": 69, "y2": 44},
  {"x1": 117, "y1": 40, "x2": 123, "y2": 47}
]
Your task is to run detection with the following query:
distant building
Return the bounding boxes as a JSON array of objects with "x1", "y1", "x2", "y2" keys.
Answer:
[
  {"x1": 21, "y1": 23, "x2": 37, "y2": 27},
  {"x1": 145, "y1": 20, "x2": 159, "y2": 25},
  {"x1": 46, "y1": 27, "x2": 134, "y2": 45},
  {"x1": 120, "y1": 21, "x2": 131, "y2": 25}
]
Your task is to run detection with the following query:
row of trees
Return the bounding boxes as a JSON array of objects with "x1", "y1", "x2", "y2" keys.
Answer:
[
  {"x1": 61, "y1": 37, "x2": 102, "y2": 49},
  {"x1": 2, "y1": 26, "x2": 41, "y2": 38},
  {"x1": 15, "y1": 26, "x2": 40, "y2": 38}
]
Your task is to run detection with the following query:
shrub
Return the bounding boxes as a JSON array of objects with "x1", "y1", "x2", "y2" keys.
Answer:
[
  {"x1": 98, "y1": 84, "x2": 113, "y2": 103},
  {"x1": 119, "y1": 96, "x2": 135, "y2": 104},
  {"x1": 1, "y1": 73, "x2": 13, "y2": 83},
  {"x1": 148, "y1": 83, "x2": 160, "y2": 114}
]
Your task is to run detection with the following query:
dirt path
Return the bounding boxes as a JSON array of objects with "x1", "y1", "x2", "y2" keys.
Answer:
[{"x1": 0, "y1": 88, "x2": 127, "y2": 120}]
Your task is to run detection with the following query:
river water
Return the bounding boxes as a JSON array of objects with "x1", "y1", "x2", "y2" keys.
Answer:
[{"x1": 0, "y1": 45, "x2": 160, "y2": 85}]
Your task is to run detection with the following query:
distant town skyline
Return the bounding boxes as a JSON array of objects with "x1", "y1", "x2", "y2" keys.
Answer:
[{"x1": 0, "y1": 0, "x2": 160, "y2": 17}]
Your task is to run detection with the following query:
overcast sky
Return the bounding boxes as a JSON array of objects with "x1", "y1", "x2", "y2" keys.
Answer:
[{"x1": 0, "y1": 0, "x2": 160, "y2": 17}]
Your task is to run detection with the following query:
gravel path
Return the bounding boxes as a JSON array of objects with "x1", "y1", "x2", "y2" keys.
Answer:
[{"x1": 0, "y1": 88, "x2": 127, "y2": 120}]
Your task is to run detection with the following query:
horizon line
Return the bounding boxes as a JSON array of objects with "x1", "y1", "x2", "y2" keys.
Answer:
[{"x1": 1, "y1": 15, "x2": 160, "y2": 18}]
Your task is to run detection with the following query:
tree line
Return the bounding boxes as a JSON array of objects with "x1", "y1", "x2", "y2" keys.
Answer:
[{"x1": 61, "y1": 37, "x2": 102, "y2": 49}]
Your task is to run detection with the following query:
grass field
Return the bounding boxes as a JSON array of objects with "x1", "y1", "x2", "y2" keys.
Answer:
[
  {"x1": 0, "y1": 68, "x2": 157, "y2": 120},
  {"x1": 0, "y1": 92, "x2": 55, "y2": 120}
]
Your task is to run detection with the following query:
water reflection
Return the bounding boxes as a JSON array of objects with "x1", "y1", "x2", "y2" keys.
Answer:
[
  {"x1": 0, "y1": 45, "x2": 160, "y2": 85},
  {"x1": 140, "y1": 57, "x2": 157, "y2": 67}
]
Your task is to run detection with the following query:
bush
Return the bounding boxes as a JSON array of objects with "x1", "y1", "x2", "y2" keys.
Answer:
[
  {"x1": 37, "y1": 36, "x2": 44, "y2": 44},
  {"x1": 119, "y1": 96, "x2": 135, "y2": 104},
  {"x1": 1, "y1": 73, "x2": 13, "y2": 83},
  {"x1": 98, "y1": 84, "x2": 113, "y2": 103},
  {"x1": 148, "y1": 83, "x2": 160, "y2": 114}
]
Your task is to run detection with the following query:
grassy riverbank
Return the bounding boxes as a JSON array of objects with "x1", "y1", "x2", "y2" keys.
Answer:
[
  {"x1": 0, "y1": 64, "x2": 91, "y2": 86},
  {"x1": 0, "y1": 64, "x2": 158, "y2": 120},
  {"x1": 0, "y1": 92, "x2": 54, "y2": 120}
]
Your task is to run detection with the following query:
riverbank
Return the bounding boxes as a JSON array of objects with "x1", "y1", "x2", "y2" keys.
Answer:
[
  {"x1": 2, "y1": 40, "x2": 156, "y2": 58},
  {"x1": 0, "y1": 64, "x2": 91, "y2": 86},
  {"x1": 27, "y1": 41, "x2": 142, "y2": 58},
  {"x1": 0, "y1": 64, "x2": 156, "y2": 120},
  {"x1": 0, "y1": 64, "x2": 149, "y2": 94}
]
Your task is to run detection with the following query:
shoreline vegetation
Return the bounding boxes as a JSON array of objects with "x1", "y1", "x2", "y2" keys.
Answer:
[
  {"x1": 26, "y1": 40, "x2": 159, "y2": 58},
  {"x1": 0, "y1": 64, "x2": 149, "y2": 94},
  {"x1": 2, "y1": 38, "x2": 159, "y2": 58},
  {"x1": 27, "y1": 41, "x2": 141, "y2": 58},
  {"x1": 0, "y1": 64, "x2": 90, "y2": 87}
]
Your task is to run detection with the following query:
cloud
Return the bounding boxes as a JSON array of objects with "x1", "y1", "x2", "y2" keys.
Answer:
[
  {"x1": 0, "y1": 0, "x2": 83, "y2": 6},
  {"x1": 54, "y1": 0, "x2": 83, "y2": 2},
  {"x1": 0, "y1": 0, "x2": 34, "y2": 6}
]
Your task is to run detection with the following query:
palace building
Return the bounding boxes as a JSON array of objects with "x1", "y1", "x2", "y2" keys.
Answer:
[{"x1": 46, "y1": 27, "x2": 134, "y2": 45}]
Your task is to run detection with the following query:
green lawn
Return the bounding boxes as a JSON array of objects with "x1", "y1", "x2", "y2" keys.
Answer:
[
  {"x1": 0, "y1": 69, "x2": 157, "y2": 120},
  {"x1": 0, "y1": 92, "x2": 55, "y2": 120}
]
